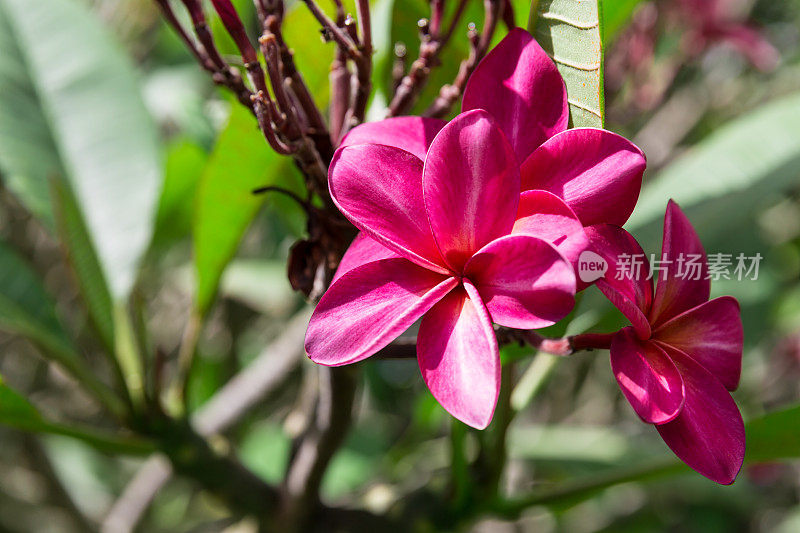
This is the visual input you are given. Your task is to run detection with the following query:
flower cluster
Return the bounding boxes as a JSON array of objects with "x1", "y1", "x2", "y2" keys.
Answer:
[{"x1": 305, "y1": 29, "x2": 744, "y2": 484}]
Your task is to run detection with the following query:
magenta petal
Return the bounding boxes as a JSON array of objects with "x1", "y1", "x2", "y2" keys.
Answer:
[
  {"x1": 333, "y1": 233, "x2": 399, "y2": 284},
  {"x1": 423, "y1": 110, "x2": 520, "y2": 270},
  {"x1": 649, "y1": 200, "x2": 710, "y2": 326},
  {"x1": 656, "y1": 345, "x2": 745, "y2": 485},
  {"x1": 306, "y1": 258, "x2": 457, "y2": 366},
  {"x1": 585, "y1": 224, "x2": 652, "y2": 338},
  {"x1": 513, "y1": 189, "x2": 589, "y2": 266},
  {"x1": 653, "y1": 297, "x2": 743, "y2": 391},
  {"x1": 519, "y1": 128, "x2": 646, "y2": 226},
  {"x1": 417, "y1": 282, "x2": 500, "y2": 429},
  {"x1": 611, "y1": 329, "x2": 685, "y2": 424},
  {"x1": 330, "y1": 144, "x2": 449, "y2": 274},
  {"x1": 339, "y1": 116, "x2": 447, "y2": 160},
  {"x1": 462, "y1": 28, "x2": 568, "y2": 161},
  {"x1": 464, "y1": 234, "x2": 576, "y2": 329}
]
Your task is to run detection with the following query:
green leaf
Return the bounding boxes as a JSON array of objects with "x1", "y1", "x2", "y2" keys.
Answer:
[
  {"x1": 628, "y1": 92, "x2": 800, "y2": 244},
  {"x1": 151, "y1": 139, "x2": 207, "y2": 251},
  {"x1": 193, "y1": 105, "x2": 301, "y2": 316},
  {"x1": 744, "y1": 404, "x2": 800, "y2": 463},
  {"x1": 499, "y1": 404, "x2": 800, "y2": 515},
  {"x1": 0, "y1": 0, "x2": 162, "y2": 300},
  {"x1": 0, "y1": 241, "x2": 73, "y2": 353},
  {"x1": 0, "y1": 377, "x2": 152, "y2": 455},
  {"x1": 0, "y1": 234, "x2": 123, "y2": 415},
  {"x1": 0, "y1": 376, "x2": 43, "y2": 429},
  {"x1": 529, "y1": 0, "x2": 604, "y2": 127},
  {"x1": 601, "y1": 0, "x2": 644, "y2": 43},
  {"x1": 51, "y1": 179, "x2": 115, "y2": 352}
]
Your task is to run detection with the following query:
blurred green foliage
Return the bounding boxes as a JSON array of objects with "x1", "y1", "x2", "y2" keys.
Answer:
[{"x1": 0, "y1": 0, "x2": 798, "y2": 531}]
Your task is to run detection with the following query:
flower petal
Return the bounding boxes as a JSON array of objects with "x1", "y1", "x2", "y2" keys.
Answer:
[
  {"x1": 585, "y1": 224, "x2": 652, "y2": 339},
  {"x1": 423, "y1": 109, "x2": 519, "y2": 270},
  {"x1": 306, "y1": 258, "x2": 457, "y2": 366},
  {"x1": 656, "y1": 345, "x2": 745, "y2": 485},
  {"x1": 653, "y1": 296, "x2": 743, "y2": 391},
  {"x1": 519, "y1": 128, "x2": 646, "y2": 226},
  {"x1": 462, "y1": 28, "x2": 568, "y2": 162},
  {"x1": 464, "y1": 234, "x2": 576, "y2": 329},
  {"x1": 512, "y1": 189, "x2": 589, "y2": 266},
  {"x1": 417, "y1": 282, "x2": 500, "y2": 429},
  {"x1": 339, "y1": 116, "x2": 447, "y2": 160},
  {"x1": 333, "y1": 232, "x2": 399, "y2": 284},
  {"x1": 649, "y1": 200, "x2": 710, "y2": 326},
  {"x1": 330, "y1": 144, "x2": 449, "y2": 274},
  {"x1": 610, "y1": 329, "x2": 685, "y2": 424}
]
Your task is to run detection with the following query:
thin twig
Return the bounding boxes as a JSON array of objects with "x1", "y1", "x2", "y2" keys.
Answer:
[
  {"x1": 387, "y1": 0, "x2": 471, "y2": 116},
  {"x1": 424, "y1": 0, "x2": 503, "y2": 118},
  {"x1": 300, "y1": 0, "x2": 362, "y2": 59}
]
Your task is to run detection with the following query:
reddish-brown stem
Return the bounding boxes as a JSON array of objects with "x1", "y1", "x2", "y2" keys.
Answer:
[
  {"x1": 374, "y1": 331, "x2": 615, "y2": 360},
  {"x1": 260, "y1": 34, "x2": 302, "y2": 139},
  {"x1": 424, "y1": 0, "x2": 503, "y2": 118},
  {"x1": 329, "y1": 6, "x2": 351, "y2": 144},
  {"x1": 158, "y1": 0, "x2": 253, "y2": 110},
  {"x1": 154, "y1": 0, "x2": 214, "y2": 70},
  {"x1": 519, "y1": 331, "x2": 615, "y2": 356},
  {"x1": 262, "y1": 5, "x2": 331, "y2": 158},
  {"x1": 252, "y1": 92, "x2": 294, "y2": 154}
]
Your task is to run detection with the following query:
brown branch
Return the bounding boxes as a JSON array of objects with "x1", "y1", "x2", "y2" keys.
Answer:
[
  {"x1": 387, "y1": 0, "x2": 470, "y2": 116},
  {"x1": 281, "y1": 366, "x2": 358, "y2": 532},
  {"x1": 103, "y1": 311, "x2": 311, "y2": 533},
  {"x1": 424, "y1": 0, "x2": 503, "y2": 118}
]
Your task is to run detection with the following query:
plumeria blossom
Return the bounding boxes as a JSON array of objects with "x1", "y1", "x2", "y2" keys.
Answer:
[
  {"x1": 587, "y1": 200, "x2": 744, "y2": 484},
  {"x1": 340, "y1": 28, "x2": 648, "y2": 280},
  {"x1": 306, "y1": 28, "x2": 650, "y2": 428},
  {"x1": 305, "y1": 109, "x2": 581, "y2": 429}
]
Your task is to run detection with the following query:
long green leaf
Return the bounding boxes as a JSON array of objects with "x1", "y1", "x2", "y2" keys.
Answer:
[
  {"x1": 529, "y1": 0, "x2": 604, "y2": 127},
  {"x1": 0, "y1": 377, "x2": 151, "y2": 455},
  {"x1": 51, "y1": 179, "x2": 115, "y2": 352},
  {"x1": 0, "y1": 0, "x2": 162, "y2": 301},
  {"x1": 628, "y1": 91, "x2": 800, "y2": 244},
  {"x1": 499, "y1": 404, "x2": 800, "y2": 515},
  {"x1": 193, "y1": 105, "x2": 300, "y2": 316}
]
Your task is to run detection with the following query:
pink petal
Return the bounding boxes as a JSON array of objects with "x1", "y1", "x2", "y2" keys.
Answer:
[
  {"x1": 519, "y1": 128, "x2": 646, "y2": 226},
  {"x1": 330, "y1": 144, "x2": 449, "y2": 274},
  {"x1": 333, "y1": 233, "x2": 399, "y2": 284},
  {"x1": 422, "y1": 109, "x2": 519, "y2": 271},
  {"x1": 306, "y1": 258, "x2": 457, "y2": 366},
  {"x1": 653, "y1": 296, "x2": 743, "y2": 391},
  {"x1": 339, "y1": 116, "x2": 447, "y2": 160},
  {"x1": 585, "y1": 224, "x2": 652, "y2": 339},
  {"x1": 656, "y1": 345, "x2": 745, "y2": 485},
  {"x1": 462, "y1": 28, "x2": 568, "y2": 162},
  {"x1": 610, "y1": 329, "x2": 685, "y2": 424},
  {"x1": 649, "y1": 200, "x2": 710, "y2": 327},
  {"x1": 464, "y1": 234, "x2": 576, "y2": 329},
  {"x1": 417, "y1": 282, "x2": 500, "y2": 429},
  {"x1": 512, "y1": 189, "x2": 589, "y2": 266}
]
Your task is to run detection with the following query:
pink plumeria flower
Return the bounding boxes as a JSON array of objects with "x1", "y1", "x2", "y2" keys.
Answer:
[
  {"x1": 305, "y1": 109, "x2": 581, "y2": 429},
  {"x1": 341, "y1": 28, "x2": 648, "y2": 278},
  {"x1": 587, "y1": 200, "x2": 744, "y2": 484}
]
